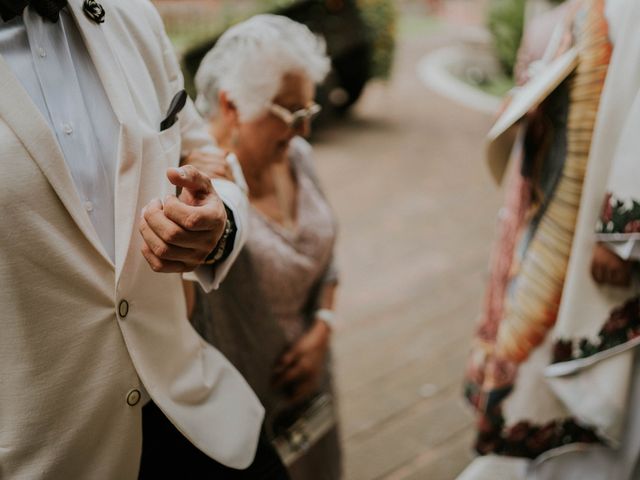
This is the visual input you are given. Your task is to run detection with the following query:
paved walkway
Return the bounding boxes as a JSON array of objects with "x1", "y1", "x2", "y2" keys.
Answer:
[{"x1": 312, "y1": 14, "x2": 503, "y2": 480}]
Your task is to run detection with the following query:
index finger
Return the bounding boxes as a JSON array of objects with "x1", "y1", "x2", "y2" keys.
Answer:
[{"x1": 167, "y1": 165, "x2": 212, "y2": 199}]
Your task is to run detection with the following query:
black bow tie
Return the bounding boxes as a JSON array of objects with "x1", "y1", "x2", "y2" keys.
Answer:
[{"x1": 0, "y1": 0, "x2": 67, "y2": 23}]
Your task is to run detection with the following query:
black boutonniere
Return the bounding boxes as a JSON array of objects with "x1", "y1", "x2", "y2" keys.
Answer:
[{"x1": 83, "y1": 0, "x2": 105, "y2": 24}]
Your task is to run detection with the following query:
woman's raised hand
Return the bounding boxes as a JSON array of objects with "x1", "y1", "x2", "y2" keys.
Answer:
[{"x1": 182, "y1": 150, "x2": 235, "y2": 181}]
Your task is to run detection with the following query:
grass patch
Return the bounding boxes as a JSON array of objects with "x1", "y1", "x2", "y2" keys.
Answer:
[
  {"x1": 475, "y1": 73, "x2": 513, "y2": 97},
  {"x1": 398, "y1": 14, "x2": 443, "y2": 38}
]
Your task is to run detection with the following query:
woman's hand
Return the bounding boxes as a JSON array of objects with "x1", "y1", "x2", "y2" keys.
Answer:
[
  {"x1": 272, "y1": 320, "x2": 331, "y2": 406},
  {"x1": 591, "y1": 242, "x2": 633, "y2": 287},
  {"x1": 181, "y1": 150, "x2": 234, "y2": 181}
]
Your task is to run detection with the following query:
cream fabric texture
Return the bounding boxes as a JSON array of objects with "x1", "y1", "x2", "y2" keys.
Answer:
[{"x1": 0, "y1": 1, "x2": 264, "y2": 478}]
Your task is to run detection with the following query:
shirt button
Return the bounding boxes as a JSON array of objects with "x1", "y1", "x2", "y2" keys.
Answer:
[
  {"x1": 126, "y1": 389, "x2": 141, "y2": 406},
  {"x1": 84, "y1": 201, "x2": 94, "y2": 212},
  {"x1": 118, "y1": 300, "x2": 129, "y2": 319},
  {"x1": 62, "y1": 123, "x2": 73, "y2": 135},
  {"x1": 37, "y1": 46, "x2": 46, "y2": 58}
]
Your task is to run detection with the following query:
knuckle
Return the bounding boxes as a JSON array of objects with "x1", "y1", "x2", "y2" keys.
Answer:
[
  {"x1": 163, "y1": 195, "x2": 176, "y2": 208},
  {"x1": 165, "y1": 225, "x2": 182, "y2": 243},
  {"x1": 209, "y1": 203, "x2": 226, "y2": 227},
  {"x1": 141, "y1": 243, "x2": 153, "y2": 258},
  {"x1": 184, "y1": 212, "x2": 202, "y2": 230},
  {"x1": 152, "y1": 243, "x2": 169, "y2": 258},
  {"x1": 215, "y1": 201, "x2": 227, "y2": 219},
  {"x1": 150, "y1": 262, "x2": 163, "y2": 272},
  {"x1": 142, "y1": 249, "x2": 163, "y2": 272},
  {"x1": 182, "y1": 164, "x2": 198, "y2": 178}
]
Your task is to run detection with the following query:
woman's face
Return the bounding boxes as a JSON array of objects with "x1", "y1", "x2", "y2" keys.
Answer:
[{"x1": 235, "y1": 71, "x2": 315, "y2": 170}]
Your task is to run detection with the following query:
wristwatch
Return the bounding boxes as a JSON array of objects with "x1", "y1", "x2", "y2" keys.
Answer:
[{"x1": 203, "y1": 206, "x2": 236, "y2": 265}]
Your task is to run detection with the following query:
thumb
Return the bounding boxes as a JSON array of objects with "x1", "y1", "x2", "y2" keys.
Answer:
[{"x1": 167, "y1": 166, "x2": 212, "y2": 201}]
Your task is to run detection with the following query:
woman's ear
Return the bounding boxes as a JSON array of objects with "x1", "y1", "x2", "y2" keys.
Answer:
[{"x1": 218, "y1": 91, "x2": 239, "y2": 126}]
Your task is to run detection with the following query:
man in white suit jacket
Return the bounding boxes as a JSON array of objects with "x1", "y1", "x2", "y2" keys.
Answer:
[{"x1": 0, "y1": 0, "x2": 289, "y2": 478}]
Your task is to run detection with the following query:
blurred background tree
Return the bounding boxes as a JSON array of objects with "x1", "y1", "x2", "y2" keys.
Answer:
[
  {"x1": 358, "y1": 0, "x2": 397, "y2": 79},
  {"x1": 154, "y1": 0, "x2": 397, "y2": 118},
  {"x1": 487, "y1": 0, "x2": 566, "y2": 78},
  {"x1": 486, "y1": 0, "x2": 525, "y2": 77}
]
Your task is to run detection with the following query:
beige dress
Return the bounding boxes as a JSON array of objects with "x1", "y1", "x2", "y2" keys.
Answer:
[
  {"x1": 246, "y1": 162, "x2": 336, "y2": 344},
  {"x1": 191, "y1": 137, "x2": 342, "y2": 480}
]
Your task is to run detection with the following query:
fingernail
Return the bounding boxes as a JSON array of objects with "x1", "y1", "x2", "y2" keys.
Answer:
[{"x1": 168, "y1": 167, "x2": 187, "y2": 179}]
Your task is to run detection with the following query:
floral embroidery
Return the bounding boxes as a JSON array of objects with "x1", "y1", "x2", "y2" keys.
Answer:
[
  {"x1": 475, "y1": 413, "x2": 601, "y2": 459},
  {"x1": 597, "y1": 193, "x2": 640, "y2": 235},
  {"x1": 553, "y1": 296, "x2": 640, "y2": 363}
]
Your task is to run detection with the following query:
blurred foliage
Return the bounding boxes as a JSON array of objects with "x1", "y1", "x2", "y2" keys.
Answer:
[
  {"x1": 469, "y1": 71, "x2": 514, "y2": 97},
  {"x1": 164, "y1": 0, "x2": 396, "y2": 80},
  {"x1": 487, "y1": 0, "x2": 568, "y2": 78},
  {"x1": 487, "y1": 0, "x2": 525, "y2": 77},
  {"x1": 398, "y1": 14, "x2": 442, "y2": 38},
  {"x1": 162, "y1": 3, "x2": 259, "y2": 53},
  {"x1": 167, "y1": 0, "x2": 397, "y2": 113},
  {"x1": 358, "y1": 0, "x2": 397, "y2": 79}
]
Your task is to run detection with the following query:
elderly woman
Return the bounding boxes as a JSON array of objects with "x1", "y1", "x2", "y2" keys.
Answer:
[{"x1": 187, "y1": 14, "x2": 342, "y2": 480}]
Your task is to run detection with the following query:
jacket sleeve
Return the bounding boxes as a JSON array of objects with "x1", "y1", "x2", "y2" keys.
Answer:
[{"x1": 145, "y1": 1, "x2": 249, "y2": 289}]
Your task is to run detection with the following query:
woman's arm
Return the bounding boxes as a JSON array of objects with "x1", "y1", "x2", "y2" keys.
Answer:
[{"x1": 272, "y1": 281, "x2": 339, "y2": 406}]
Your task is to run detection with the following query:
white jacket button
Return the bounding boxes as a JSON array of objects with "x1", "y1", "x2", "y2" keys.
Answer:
[
  {"x1": 118, "y1": 300, "x2": 129, "y2": 319},
  {"x1": 126, "y1": 389, "x2": 141, "y2": 406}
]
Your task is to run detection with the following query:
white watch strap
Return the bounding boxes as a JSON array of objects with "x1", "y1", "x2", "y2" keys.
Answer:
[{"x1": 315, "y1": 308, "x2": 338, "y2": 330}]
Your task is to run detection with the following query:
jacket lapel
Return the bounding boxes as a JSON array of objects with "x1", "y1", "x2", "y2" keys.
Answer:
[
  {"x1": 67, "y1": 0, "x2": 144, "y2": 280},
  {"x1": 0, "y1": 55, "x2": 113, "y2": 266}
]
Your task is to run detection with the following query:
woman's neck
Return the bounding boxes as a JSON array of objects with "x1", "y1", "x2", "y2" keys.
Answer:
[{"x1": 243, "y1": 162, "x2": 277, "y2": 198}]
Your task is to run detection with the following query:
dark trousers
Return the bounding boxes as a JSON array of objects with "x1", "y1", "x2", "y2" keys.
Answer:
[{"x1": 139, "y1": 401, "x2": 290, "y2": 479}]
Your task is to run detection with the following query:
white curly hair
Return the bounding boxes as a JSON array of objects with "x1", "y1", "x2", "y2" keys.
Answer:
[{"x1": 194, "y1": 14, "x2": 331, "y2": 122}]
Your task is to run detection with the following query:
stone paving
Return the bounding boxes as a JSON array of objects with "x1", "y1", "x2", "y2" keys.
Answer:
[{"x1": 311, "y1": 10, "x2": 503, "y2": 480}]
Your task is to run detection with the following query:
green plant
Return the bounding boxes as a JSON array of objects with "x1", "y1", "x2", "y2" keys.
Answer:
[
  {"x1": 162, "y1": 0, "x2": 397, "y2": 111},
  {"x1": 357, "y1": 0, "x2": 397, "y2": 79},
  {"x1": 487, "y1": 0, "x2": 525, "y2": 77}
]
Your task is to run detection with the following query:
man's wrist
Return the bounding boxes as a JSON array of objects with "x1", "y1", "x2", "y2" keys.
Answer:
[{"x1": 203, "y1": 206, "x2": 236, "y2": 265}]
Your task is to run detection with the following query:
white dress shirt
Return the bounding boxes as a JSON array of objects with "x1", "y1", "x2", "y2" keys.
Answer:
[
  {"x1": 0, "y1": 6, "x2": 247, "y2": 285},
  {"x1": 0, "y1": 7, "x2": 118, "y2": 259}
]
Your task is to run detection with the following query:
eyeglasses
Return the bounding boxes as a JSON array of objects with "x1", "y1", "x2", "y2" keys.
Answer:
[{"x1": 267, "y1": 102, "x2": 322, "y2": 130}]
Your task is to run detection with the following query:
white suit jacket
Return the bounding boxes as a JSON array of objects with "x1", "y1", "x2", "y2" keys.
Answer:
[{"x1": 0, "y1": 1, "x2": 264, "y2": 478}]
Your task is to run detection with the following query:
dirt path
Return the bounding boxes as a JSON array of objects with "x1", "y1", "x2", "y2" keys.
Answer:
[{"x1": 312, "y1": 13, "x2": 503, "y2": 480}]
